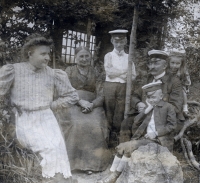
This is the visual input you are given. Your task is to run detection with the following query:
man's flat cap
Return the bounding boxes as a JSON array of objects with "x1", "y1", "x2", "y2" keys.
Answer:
[{"x1": 148, "y1": 50, "x2": 169, "y2": 60}]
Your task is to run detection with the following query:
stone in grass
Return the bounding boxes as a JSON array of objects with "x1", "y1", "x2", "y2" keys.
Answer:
[{"x1": 116, "y1": 143, "x2": 183, "y2": 183}]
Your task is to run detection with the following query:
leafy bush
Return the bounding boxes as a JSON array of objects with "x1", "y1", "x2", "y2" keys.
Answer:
[{"x1": 186, "y1": 47, "x2": 200, "y2": 82}]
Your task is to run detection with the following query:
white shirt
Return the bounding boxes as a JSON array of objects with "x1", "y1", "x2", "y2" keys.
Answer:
[
  {"x1": 153, "y1": 71, "x2": 165, "y2": 82},
  {"x1": 104, "y1": 49, "x2": 136, "y2": 83},
  {"x1": 147, "y1": 110, "x2": 158, "y2": 136}
]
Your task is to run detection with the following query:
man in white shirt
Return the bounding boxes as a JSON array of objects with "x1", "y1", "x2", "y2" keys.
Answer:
[
  {"x1": 104, "y1": 29, "x2": 136, "y2": 142},
  {"x1": 97, "y1": 82, "x2": 177, "y2": 183}
]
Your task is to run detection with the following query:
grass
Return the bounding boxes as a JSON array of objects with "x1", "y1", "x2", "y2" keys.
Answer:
[{"x1": 0, "y1": 102, "x2": 42, "y2": 182}]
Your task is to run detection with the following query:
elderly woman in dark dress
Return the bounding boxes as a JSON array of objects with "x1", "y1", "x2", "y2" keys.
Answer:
[{"x1": 57, "y1": 46, "x2": 111, "y2": 174}]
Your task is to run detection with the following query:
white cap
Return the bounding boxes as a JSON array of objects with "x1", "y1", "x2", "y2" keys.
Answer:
[
  {"x1": 108, "y1": 29, "x2": 128, "y2": 34},
  {"x1": 142, "y1": 81, "x2": 162, "y2": 93},
  {"x1": 148, "y1": 50, "x2": 169, "y2": 60}
]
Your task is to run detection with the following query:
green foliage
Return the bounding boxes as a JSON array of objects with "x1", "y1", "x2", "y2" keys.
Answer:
[
  {"x1": 0, "y1": 0, "x2": 184, "y2": 47},
  {"x1": 0, "y1": 0, "x2": 119, "y2": 62},
  {"x1": 113, "y1": 0, "x2": 180, "y2": 49},
  {"x1": 186, "y1": 47, "x2": 200, "y2": 81},
  {"x1": 0, "y1": 141, "x2": 42, "y2": 182},
  {"x1": 165, "y1": 0, "x2": 200, "y2": 50},
  {"x1": 0, "y1": 0, "x2": 117, "y2": 44},
  {"x1": 0, "y1": 120, "x2": 42, "y2": 182},
  {"x1": 0, "y1": 96, "x2": 42, "y2": 182}
]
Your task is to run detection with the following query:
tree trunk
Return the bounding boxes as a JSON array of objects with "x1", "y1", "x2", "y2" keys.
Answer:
[
  {"x1": 124, "y1": 5, "x2": 139, "y2": 119},
  {"x1": 50, "y1": 18, "x2": 63, "y2": 64},
  {"x1": 52, "y1": 47, "x2": 56, "y2": 69}
]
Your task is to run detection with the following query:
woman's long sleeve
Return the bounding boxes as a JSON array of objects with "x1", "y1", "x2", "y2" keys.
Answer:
[
  {"x1": 53, "y1": 69, "x2": 79, "y2": 109},
  {"x1": 0, "y1": 64, "x2": 15, "y2": 106}
]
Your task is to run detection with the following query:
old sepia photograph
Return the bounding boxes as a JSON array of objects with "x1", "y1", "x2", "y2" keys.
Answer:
[{"x1": 0, "y1": 0, "x2": 200, "y2": 182}]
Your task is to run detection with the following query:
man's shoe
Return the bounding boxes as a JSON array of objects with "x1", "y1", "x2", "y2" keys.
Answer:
[{"x1": 96, "y1": 171, "x2": 121, "y2": 183}]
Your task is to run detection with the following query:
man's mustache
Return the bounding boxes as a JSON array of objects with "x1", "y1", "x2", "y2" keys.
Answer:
[{"x1": 148, "y1": 69, "x2": 156, "y2": 72}]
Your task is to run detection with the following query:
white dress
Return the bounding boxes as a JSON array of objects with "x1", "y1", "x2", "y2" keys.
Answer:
[{"x1": 0, "y1": 62, "x2": 79, "y2": 178}]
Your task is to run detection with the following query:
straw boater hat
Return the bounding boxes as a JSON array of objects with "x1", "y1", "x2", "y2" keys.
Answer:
[
  {"x1": 142, "y1": 81, "x2": 162, "y2": 93},
  {"x1": 109, "y1": 29, "x2": 128, "y2": 39},
  {"x1": 148, "y1": 50, "x2": 169, "y2": 60}
]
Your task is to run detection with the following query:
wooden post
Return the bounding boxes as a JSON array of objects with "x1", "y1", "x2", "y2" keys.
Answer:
[
  {"x1": 86, "y1": 18, "x2": 92, "y2": 49},
  {"x1": 53, "y1": 46, "x2": 56, "y2": 69},
  {"x1": 124, "y1": 4, "x2": 139, "y2": 119}
]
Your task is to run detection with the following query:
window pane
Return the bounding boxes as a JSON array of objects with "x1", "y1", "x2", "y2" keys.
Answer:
[
  {"x1": 62, "y1": 48, "x2": 66, "y2": 54},
  {"x1": 71, "y1": 48, "x2": 75, "y2": 55},
  {"x1": 66, "y1": 47, "x2": 70, "y2": 54},
  {"x1": 63, "y1": 38, "x2": 66, "y2": 45},
  {"x1": 66, "y1": 55, "x2": 70, "y2": 63},
  {"x1": 72, "y1": 40, "x2": 76, "y2": 47},
  {"x1": 62, "y1": 30, "x2": 96, "y2": 64},
  {"x1": 61, "y1": 55, "x2": 66, "y2": 62},
  {"x1": 67, "y1": 40, "x2": 71, "y2": 46}
]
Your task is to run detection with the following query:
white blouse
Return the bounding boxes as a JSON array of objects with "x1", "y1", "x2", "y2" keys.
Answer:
[{"x1": 0, "y1": 62, "x2": 78, "y2": 110}]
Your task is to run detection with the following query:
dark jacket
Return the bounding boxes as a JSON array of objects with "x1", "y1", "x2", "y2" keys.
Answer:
[
  {"x1": 131, "y1": 73, "x2": 184, "y2": 121},
  {"x1": 132, "y1": 100, "x2": 177, "y2": 152}
]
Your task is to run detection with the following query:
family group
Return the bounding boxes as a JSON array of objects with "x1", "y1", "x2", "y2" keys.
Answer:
[{"x1": 0, "y1": 29, "x2": 191, "y2": 183}]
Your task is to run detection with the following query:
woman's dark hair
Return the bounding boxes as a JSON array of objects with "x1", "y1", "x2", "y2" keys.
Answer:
[
  {"x1": 75, "y1": 46, "x2": 91, "y2": 56},
  {"x1": 21, "y1": 33, "x2": 53, "y2": 60}
]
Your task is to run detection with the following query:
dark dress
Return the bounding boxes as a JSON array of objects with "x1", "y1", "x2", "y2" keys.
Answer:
[{"x1": 56, "y1": 65, "x2": 111, "y2": 172}]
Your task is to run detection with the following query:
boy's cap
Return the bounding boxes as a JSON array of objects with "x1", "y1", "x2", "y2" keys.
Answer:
[
  {"x1": 109, "y1": 29, "x2": 128, "y2": 39},
  {"x1": 148, "y1": 50, "x2": 169, "y2": 60},
  {"x1": 142, "y1": 81, "x2": 162, "y2": 93}
]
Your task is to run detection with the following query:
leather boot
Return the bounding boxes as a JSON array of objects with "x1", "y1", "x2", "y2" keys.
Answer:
[{"x1": 96, "y1": 171, "x2": 121, "y2": 183}]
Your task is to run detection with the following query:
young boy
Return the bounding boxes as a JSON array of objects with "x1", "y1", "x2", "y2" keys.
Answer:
[
  {"x1": 103, "y1": 29, "x2": 136, "y2": 142},
  {"x1": 98, "y1": 81, "x2": 177, "y2": 183}
]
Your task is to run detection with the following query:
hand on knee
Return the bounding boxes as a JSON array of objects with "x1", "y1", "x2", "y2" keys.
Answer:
[
  {"x1": 116, "y1": 141, "x2": 133, "y2": 156},
  {"x1": 116, "y1": 143, "x2": 125, "y2": 156}
]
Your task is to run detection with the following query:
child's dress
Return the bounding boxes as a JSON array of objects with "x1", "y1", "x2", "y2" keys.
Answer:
[
  {"x1": 175, "y1": 69, "x2": 191, "y2": 93},
  {"x1": 170, "y1": 68, "x2": 191, "y2": 113}
]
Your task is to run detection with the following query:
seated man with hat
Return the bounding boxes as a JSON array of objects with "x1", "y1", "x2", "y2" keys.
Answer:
[
  {"x1": 119, "y1": 49, "x2": 184, "y2": 143},
  {"x1": 103, "y1": 29, "x2": 136, "y2": 144},
  {"x1": 97, "y1": 81, "x2": 177, "y2": 183}
]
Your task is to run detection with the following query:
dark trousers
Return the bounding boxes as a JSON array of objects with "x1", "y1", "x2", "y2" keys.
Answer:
[
  {"x1": 119, "y1": 116, "x2": 136, "y2": 143},
  {"x1": 104, "y1": 82, "x2": 126, "y2": 133}
]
